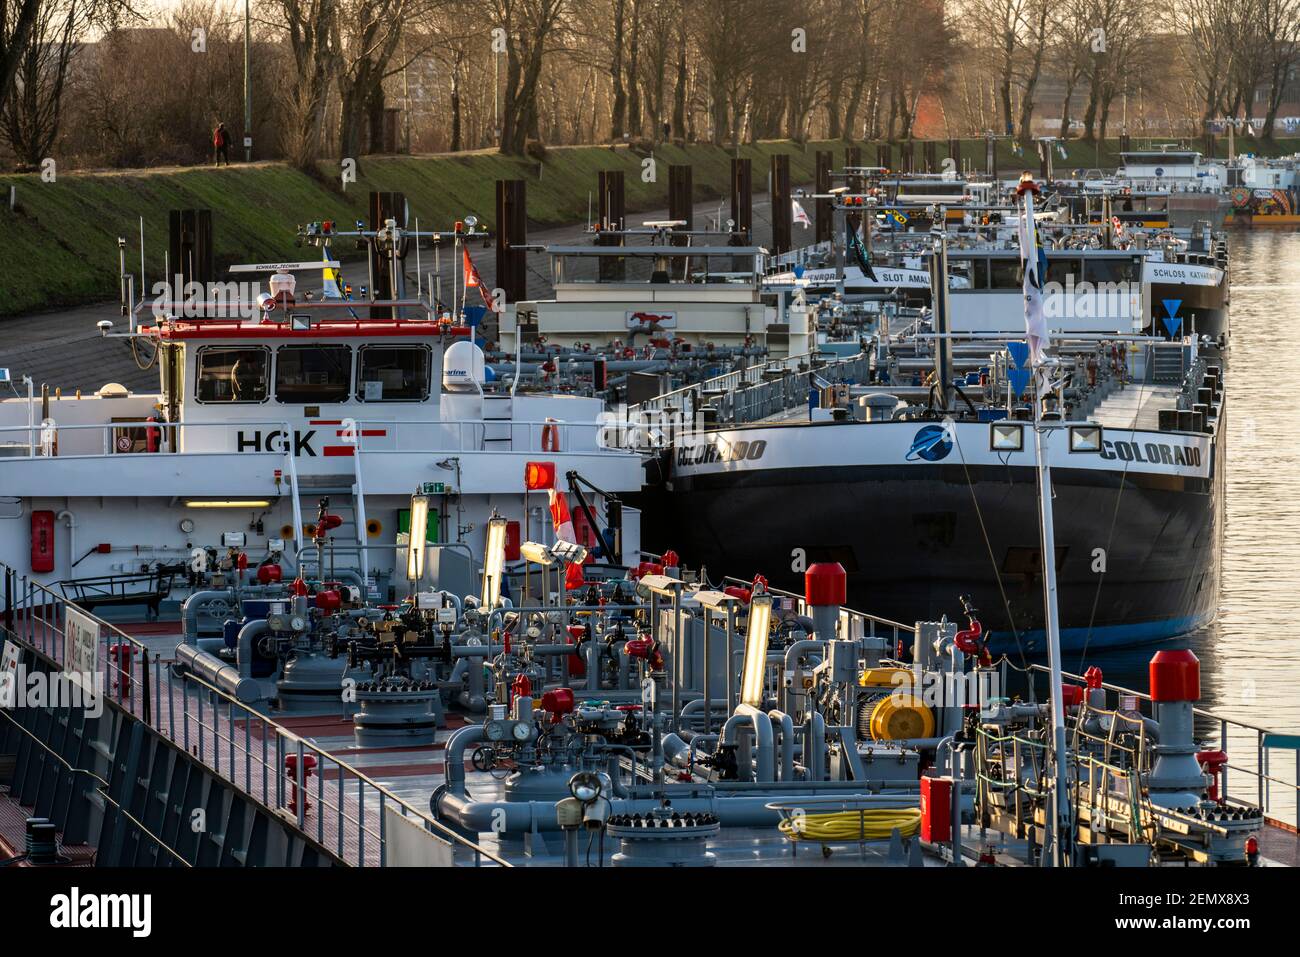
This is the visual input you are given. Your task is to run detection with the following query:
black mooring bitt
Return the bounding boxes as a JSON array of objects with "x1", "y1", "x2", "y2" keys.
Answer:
[
  {"x1": 167, "y1": 209, "x2": 214, "y2": 290},
  {"x1": 730, "y1": 157, "x2": 753, "y2": 244},
  {"x1": 495, "y1": 179, "x2": 527, "y2": 304},
  {"x1": 368, "y1": 191, "x2": 406, "y2": 318},
  {"x1": 770, "y1": 154, "x2": 792, "y2": 256},
  {"x1": 668, "y1": 164, "x2": 693, "y2": 229},
  {"x1": 597, "y1": 170, "x2": 626, "y2": 281},
  {"x1": 815, "y1": 150, "x2": 833, "y2": 244},
  {"x1": 668, "y1": 165, "x2": 694, "y2": 278}
]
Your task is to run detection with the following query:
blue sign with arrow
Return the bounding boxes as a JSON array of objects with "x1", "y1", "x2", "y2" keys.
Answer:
[{"x1": 1161, "y1": 298, "x2": 1182, "y2": 337}]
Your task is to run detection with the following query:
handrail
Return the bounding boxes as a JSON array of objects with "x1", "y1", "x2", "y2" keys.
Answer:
[
  {"x1": 1020, "y1": 660, "x2": 1298, "y2": 827},
  {"x1": 0, "y1": 558, "x2": 511, "y2": 867},
  {"x1": 719, "y1": 574, "x2": 917, "y2": 638},
  {"x1": 0, "y1": 703, "x2": 192, "y2": 866},
  {"x1": 628, "y1": 351, "x2": 832, "y2": 416},
  {"x1": 0, "y1": 415, "x2": 639, "y2": 460},
  {"x1": 173, "y1": 668, "x2": 509, "y2": 866}
]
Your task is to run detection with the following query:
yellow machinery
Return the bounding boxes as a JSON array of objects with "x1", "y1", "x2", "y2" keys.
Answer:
[{"x1": 857, "y1": 667, "x2": 935, "y2": 741}]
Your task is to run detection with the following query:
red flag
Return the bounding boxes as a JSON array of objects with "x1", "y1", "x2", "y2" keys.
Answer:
[
  {"x1": 462, "y1": 246, "x2": 500, "y2": 313},
  {"x1": 548, "y1": 489, "x2": 576, "y2": 544}
]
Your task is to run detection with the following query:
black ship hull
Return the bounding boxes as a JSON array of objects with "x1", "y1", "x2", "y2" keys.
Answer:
[{"x1": 643, "y1": 419, "x2": 1224, "y2": 656}]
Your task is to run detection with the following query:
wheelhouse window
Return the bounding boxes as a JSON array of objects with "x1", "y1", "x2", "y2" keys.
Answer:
[
  {"x1": 357, "y1": 345, "x2": 432, "y2": 401},
  {"x1": 196, "y1": 346, "x2": 270, "y2": 403},
  {"x1": 988, "y1": 258, "x2": 1021, "y2": 289},
  {"x1": 275, "y1": 345, "x2": 352, "y2": 404},
  {"x1": 1083, "y1": 257, "x2": 1139, "y2": 284},
  {"x1": 1045, "y1": 257, "x2": 1082, "y2": 286}
]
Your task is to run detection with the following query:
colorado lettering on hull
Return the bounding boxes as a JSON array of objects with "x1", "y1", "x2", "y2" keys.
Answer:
[
  {"x1": 1100, "y1": 437, "x2": 1201, "y2": 468},
  {"x1": 676, "y1": 437, "x2": 767, "y2": 466},
  {"x1": 237, "y1": 429, "x2": 318, "y2": 456}
]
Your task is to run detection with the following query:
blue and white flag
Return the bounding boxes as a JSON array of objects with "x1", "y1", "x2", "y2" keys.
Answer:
[
  {"x1": 1015, "y1": 175, "x2": 1049, "y2": 368},
  {"x1": 321, "y1": 246, "x2": 343, "y2": 300}
]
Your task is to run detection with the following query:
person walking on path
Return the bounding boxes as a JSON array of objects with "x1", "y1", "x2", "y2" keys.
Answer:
[{"x1": 213, "y1": 122, "x2": 230, "y2": 166}]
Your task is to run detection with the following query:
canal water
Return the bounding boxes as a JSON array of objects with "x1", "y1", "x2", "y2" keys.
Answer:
[{"x1": 1081, "y1": 228, "x2": 1300, "y2": 822}]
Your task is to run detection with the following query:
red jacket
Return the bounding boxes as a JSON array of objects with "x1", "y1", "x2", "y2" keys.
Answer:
[{"x1": 213, "y1": 128, "x2": 228, "y2": 147}]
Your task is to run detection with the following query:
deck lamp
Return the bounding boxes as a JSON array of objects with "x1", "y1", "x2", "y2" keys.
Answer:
[
  {"x1": 519, "y1": 541, "x2": 555, "y2": 566},
  {"x1": 184, "y1": 499, "x2": 273, "y2": 509},
  {"x1": 990, "y1": 422, "x2": 1024, "y2": 452},
  {"x1": 568, "y1": 770, "x2": 603, "y2": 805},
  {"x1": 482, "y1": 512, "x2": 508, "y2": 609},
  {"x1": 406, "y1": 492, "x2": 430, "y2": 583},
  {"x1": 740, "y1": 590, "x2": 774, "y2": 708},
  {"x1": 1069, "y1": 424, "x2": 1103, "y2": 453}
]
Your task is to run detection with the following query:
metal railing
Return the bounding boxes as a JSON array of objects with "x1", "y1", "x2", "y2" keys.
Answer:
[
  {"x1": 719, "y1": 574, "x2": 916, "y2": 647},
  {"x1": 0, "y1": 416, "x2": 634, "y2": 460},
  {"x1": 0, "y1": 560, "x2": 510, "y2": 867},
  {"x1": 1023, "y1": 662, "x2": 1299, "y2": 830},
  {"x1": 625, "y1": 351, "x2": 871, "y2": 441}
]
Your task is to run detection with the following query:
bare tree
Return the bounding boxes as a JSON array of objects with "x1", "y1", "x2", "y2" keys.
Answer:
[
  {"x1": 1, "y1": 0, "x2": 133, "y2": 164},
  {"x1": 0, "y1": 0, "x2": 44, "y2": 109},
  {"x1": 1255, "y1": 0, "x2": 1300, "y2": 137},
  {"x1": 278, "y1": 0, "x2": 337, "y2": 168},
  {"x1": 492, "y1": 0, "x2": 569, "y2": 154}
]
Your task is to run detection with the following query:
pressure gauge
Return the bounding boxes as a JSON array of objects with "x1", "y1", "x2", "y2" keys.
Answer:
[
  {"x1": 511, "y1": 721, "x2": 531, "y2": 742},
  {"x1": 179, "y1": 518, "x2": 195, "y2": 534},
  {"x1": 289, "y1": 615, "x2": 307, "y2": 632},
  {"x1": 484, "y1": 721, "x2": 504, "y2": 741}
]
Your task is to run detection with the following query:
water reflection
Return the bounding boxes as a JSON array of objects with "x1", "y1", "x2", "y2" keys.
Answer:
[{"x1": 1068, "y1": 231, "x2": 1300, "y2": 824}]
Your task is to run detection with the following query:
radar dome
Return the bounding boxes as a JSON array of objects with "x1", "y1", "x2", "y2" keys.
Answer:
[{"x1": 443, "y1": 341, "x2": 486, "y2": 392}]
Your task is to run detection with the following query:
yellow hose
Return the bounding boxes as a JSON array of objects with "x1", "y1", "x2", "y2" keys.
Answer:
[{"x1": 777, "y1": 808, "x2": 921, "y2": 843}]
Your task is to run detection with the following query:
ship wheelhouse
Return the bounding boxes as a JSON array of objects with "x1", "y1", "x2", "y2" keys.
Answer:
[{"x1": 0, "y1": 305, "x2": 642, "y2": 588}]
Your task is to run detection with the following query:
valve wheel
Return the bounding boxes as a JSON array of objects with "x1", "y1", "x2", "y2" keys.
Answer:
[{"x1": 471, "y1": 746, "x2": 495, "y2": 772}]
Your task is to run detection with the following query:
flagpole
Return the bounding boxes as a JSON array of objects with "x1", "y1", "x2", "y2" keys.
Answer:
[{"x1": 1021, "y1": 181, "x2": 1071, "y2": 867}]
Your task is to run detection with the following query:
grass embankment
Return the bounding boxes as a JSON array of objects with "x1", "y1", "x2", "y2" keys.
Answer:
[
  {"x1": 0, "y1": 141, "x2": 827, "y2": 316},
  {"x1": 2, "y1": 135, "x2": 1297, "y2": 316}
]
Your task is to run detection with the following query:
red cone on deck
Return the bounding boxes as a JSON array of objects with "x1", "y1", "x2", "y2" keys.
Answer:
[
  {"x1": 805, "y1": 562, "x2": 847, "y2": 607},
  {"x1": 1149, "y1": 649, "x2": 1200, "y2": 702}
]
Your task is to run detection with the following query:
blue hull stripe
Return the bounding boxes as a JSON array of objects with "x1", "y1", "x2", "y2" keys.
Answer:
[{"x1": 986, "y1": 611, "x2": 1215, "y2": 656}]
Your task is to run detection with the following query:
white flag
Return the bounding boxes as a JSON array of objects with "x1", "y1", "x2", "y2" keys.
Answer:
[
  {"x1": 1016, "y1": 185, "x2": 1049, "y2": 368},
  {"x1": 792, "y1": 199, "x2": 812, "y2": 229}
]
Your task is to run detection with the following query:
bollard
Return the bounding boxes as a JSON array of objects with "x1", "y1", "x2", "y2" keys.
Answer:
[
  {"x1": 284, "y1": 753, "x2": 318, "y2": 815},
  {"x1": 108, "y1": 642, "x2": 133, "y2": 698}
]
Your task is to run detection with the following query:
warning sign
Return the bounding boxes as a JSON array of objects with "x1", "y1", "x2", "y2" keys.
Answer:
[{"x1": 64, "y1": 606, "x2": 100, "y2": 691}]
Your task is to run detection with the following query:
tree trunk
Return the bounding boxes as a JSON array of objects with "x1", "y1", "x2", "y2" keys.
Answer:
[
  {"x1": 626, "y1": 0, "x2": 641, "y2": 136},
  {"x1": 671, "y1": 19, "x2": 686, "y2": 140},
  {"x1": 826, "y1": 75, "x2": 843, "y2": 139},
  {"x1": 449, "y1": 50, "x2": 462, "y2": 151},
  {"x1": 610, "y1": 0, "x2": 626, "y2": 140},
  {"x1": 843, "y1": 72, "x2": 865, "y2": 140},
  {"x1": 0, "y1": 0, "x2": 43, "y2": 110},
  {"x1": 1058, "y1": 73, "x2": 1078, "y2": 139}
]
